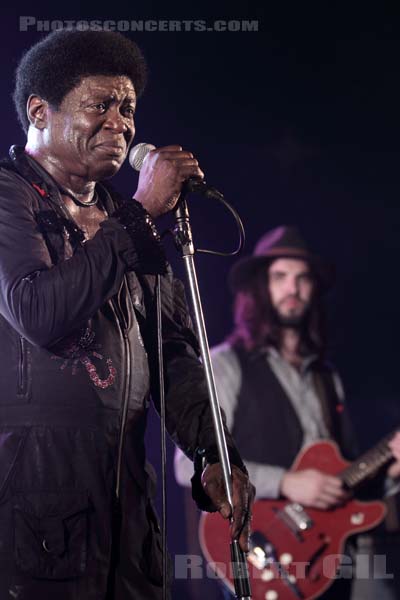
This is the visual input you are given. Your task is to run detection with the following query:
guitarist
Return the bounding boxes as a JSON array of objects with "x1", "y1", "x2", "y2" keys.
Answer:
[{"x1": 175, "y1": 225, "x2": 400, "y2": 599}]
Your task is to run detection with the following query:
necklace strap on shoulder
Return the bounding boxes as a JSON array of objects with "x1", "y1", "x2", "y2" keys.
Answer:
[{"x1": 58, "y1": 185, "x2": 99, "y2": 207}]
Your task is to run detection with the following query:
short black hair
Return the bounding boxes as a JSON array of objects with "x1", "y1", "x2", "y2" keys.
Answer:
[{"x1": 13, "y1": 29, "x2": 147, "y2": 133}]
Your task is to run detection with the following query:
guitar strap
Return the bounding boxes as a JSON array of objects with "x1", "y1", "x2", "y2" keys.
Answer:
[{"x1": 312, "y1": 368, "x2": 341, "y2": 442}]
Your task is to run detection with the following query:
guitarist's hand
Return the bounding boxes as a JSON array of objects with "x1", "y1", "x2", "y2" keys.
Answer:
[
  {"x1": 201, "y1": 463, "x2": 255, "y2": 552},
  {"x1": 280, "y1": 469, "x2": 349, "y2": 509}
]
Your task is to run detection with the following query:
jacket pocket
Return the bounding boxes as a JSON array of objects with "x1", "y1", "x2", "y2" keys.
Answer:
[
  {"x1": 13, "y1": 490, "x2": 91, "y2": 580},
  {"x1": 140, "y1": 499, "x2": 170, "y2": 587},
  {"x1": 0, "y1": 427, "x2": 28, "y2": 504}
]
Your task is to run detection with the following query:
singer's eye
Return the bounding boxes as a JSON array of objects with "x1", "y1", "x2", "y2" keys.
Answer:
[
  {"x1": 123, "y1": 106, "x2": 135, "y2": 117},
  {"x1": 93, "y1": 102, "x2": 107, "y2": 112}
]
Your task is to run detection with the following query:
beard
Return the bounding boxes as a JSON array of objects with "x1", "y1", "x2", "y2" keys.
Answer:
[
  {"x1": 271, "y1": 299, "x2": 310, "y2": 329},
  {"x1": 274, "y1": 312, "x2": 305, "y2": 328}
]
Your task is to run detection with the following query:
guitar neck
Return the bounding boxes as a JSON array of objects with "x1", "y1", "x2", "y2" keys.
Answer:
[{"x1": 340, "y1": 431, "x2": 395, "y2": 489}]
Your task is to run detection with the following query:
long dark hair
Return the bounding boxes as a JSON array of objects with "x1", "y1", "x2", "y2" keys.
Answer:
[{"x1": 228, "y1": 264, "x2": 327, "y2": 357}]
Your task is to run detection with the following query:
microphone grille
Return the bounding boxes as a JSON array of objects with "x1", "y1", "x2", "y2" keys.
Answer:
[{"x1": 129, "y1": 142, "x2": 156, "y2": 171}]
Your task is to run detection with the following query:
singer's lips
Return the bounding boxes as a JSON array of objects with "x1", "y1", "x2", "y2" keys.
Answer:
[{"x1": 95, "y1": 143, "x2": 125, "y2": 155}]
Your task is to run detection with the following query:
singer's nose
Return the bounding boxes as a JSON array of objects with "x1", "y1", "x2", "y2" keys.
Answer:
[{"x1": 104, "y1": 107, "x2": 130, "y2": 134}]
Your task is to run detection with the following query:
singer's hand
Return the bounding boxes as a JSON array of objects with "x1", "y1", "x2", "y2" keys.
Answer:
[
  {"x1": 201, "y1": 463, "x2": 255, "y2": 553},
  {"x1": 387, "y1": 431, "x2": 400, "y2": 479},
  {"x1": 133, "y1": 145, "x2": 204, "y2": 217}
]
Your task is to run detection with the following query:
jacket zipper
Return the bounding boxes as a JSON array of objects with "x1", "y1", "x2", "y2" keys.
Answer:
[
  {"x1": 112, "y1": 279, "x2": 132, "y2": 500},
  {"x1": 46, "y1": 184, "x2": 130, "y2": 499},
  {"x1": 17, "y1": 336, "x2": 27, "y2": 396}
]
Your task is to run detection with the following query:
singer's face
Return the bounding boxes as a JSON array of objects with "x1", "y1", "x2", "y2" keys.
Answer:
[{"x1": 42, "y1": 75, "x2": 136, "y2": 180}]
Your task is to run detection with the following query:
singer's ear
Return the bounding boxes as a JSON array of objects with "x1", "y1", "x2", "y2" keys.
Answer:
[{"x1": 26, "y1": 95, "x2": 49, "y2": 130}]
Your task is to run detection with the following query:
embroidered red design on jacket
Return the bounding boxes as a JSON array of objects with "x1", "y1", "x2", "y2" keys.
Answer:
[{"x1": 51, "y1": 327, "x2": 117, "y2": 389}]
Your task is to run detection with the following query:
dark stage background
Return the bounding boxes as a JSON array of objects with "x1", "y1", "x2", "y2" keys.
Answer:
[{"x1": 1, "y1": 4, "x2": 400, "y2": 597}]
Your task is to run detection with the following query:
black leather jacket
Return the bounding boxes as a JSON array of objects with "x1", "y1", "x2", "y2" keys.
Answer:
[{"x1": 0, "y1": 147, "x2": 240, "y2": 599}]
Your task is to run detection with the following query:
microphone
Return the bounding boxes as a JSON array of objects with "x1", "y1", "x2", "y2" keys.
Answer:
[{"x1": 129, "y1": 142, "x2": 224, "y2": 201}]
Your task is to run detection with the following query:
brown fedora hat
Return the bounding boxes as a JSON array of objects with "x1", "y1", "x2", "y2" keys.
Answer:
[{"x1": 228, "y1": 225, "x2": 335, "y2": 292}]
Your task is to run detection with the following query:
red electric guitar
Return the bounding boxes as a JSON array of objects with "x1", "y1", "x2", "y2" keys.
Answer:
[{"x1": 200, "y1": 433, "x2": 396, "y2": 600}]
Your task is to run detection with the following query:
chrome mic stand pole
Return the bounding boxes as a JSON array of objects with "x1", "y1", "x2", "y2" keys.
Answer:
[{"x1": 173, "y1": 195, "x2": 251, "y2": 600}]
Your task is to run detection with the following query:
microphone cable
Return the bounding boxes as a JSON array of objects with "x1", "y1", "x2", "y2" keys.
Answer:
[{"x1": 162, "y1": 191, "x2": 246, "y2": 257}]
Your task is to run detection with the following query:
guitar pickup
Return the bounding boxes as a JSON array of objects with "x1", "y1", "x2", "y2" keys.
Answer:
[{"x1": 283, "y1": 503, "x2": 313, "y2": 531}]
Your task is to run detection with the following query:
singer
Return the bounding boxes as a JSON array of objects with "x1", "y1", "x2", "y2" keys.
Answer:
[{"x1": 0, "y1": 29, "x2": 254, "y2": 600}]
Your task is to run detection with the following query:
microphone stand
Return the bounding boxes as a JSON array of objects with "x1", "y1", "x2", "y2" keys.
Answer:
[{"x1": 173, "y1": 194, "x2": 251, "y2": 600}]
